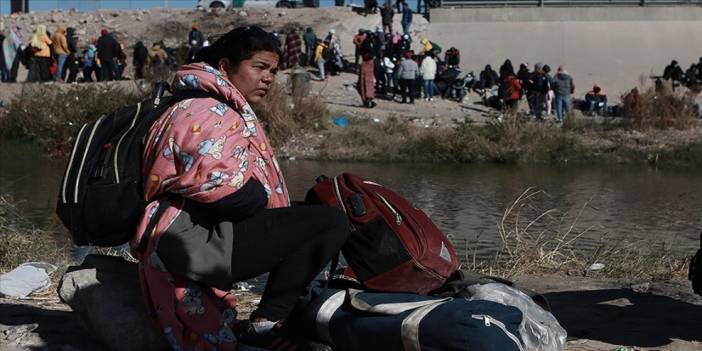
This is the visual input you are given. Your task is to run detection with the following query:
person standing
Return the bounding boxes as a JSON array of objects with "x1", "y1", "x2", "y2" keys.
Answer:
[
  {"x1": 353, "y1": 29, "x2": 367, "y2": 67},
  {"x1": 530, "y1": 63, "x2": 550, "y2": 120},
  {"x1": 96, "y1": 28, "x2": 119, "y2": 81},
  {"x1": 357, "y1": 53, "x2": 376, "y2": 107},
  {"x1": 0, "y1": 31, "x2": 7, "y2": 82},
  {"x1": 2, "y1": 26, "x2": 23, "y2": 82},
  {"x1": 397, "y1": 51, "x2": 418, "y2": 103},
  {"x1": 51, "y1": 26, "x2": 70, "y2": 82},
  {"x1": 543, "y1": 64, "x2": 555, "y2": 116},
  {"x1": 552, "y1": 65, "x2": 574, "y2": 123},
  {"x1": 187, "y1": 23, "x2": 204, "y2": 62},
  {"x1": 380, "y1": 3, "x2": 394, "y2": 33},
  {"x1": 133, "y1": 41, "x2": 148, "y2": 79},
  {"x1": 82, "y1": 44, "x2": 98, "y2": 82},
  {"x1": 314, "y1": 40, "x2": 327, "y2": 80},
  {"x1": 27, "y1": 24, "x2": 52, "y2": 82},
  {"x1": 282, "y1": 29, "x2": 302, "y2": 69},
  {"x1": 63, "y1": 27, "x2": 80, "y2": 82},
  {"x1": 420, "y1": 51, "x2": 437, "y2": 101},
  {"x1": 401, "y1": 5, "x2": 413, "y2": 35},
  {"x1": 302, "y1": 27, "x2": 317, "y2": 67}
]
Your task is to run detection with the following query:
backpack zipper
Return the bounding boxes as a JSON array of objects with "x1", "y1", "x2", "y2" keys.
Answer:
[
  {"x1": 332, "y1": 176, "x2": 348, "y2": 215},
  {"x1": 375, "y1": 192, "x2": 402, "y2": 225},
  {"x1": 73, "y1": 115, "x2": 106, "y2": 203},
  {"x1": 61, "y1": 123, "x2": 89, "y2": 204},
  {"x1": 113, "y1": 102, "x2": 142, "y2": 183},
  {"x1": 471, "y1": 314, "x2": 525, "y2": 351}
]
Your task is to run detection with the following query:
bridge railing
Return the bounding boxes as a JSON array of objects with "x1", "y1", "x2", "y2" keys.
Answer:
[{"x1": 438, "y1": 0, "x2": 702, "y2": 7}]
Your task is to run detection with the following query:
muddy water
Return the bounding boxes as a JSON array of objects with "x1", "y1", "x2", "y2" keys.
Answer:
[{"x1": 1, "y1": 140, "x2": 701, "y2": 256}]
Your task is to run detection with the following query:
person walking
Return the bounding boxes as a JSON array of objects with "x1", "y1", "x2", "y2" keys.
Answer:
[
  {"x1": 552, "y1": 65, "x2": 575, "y2": 123},
  {"x1": 397, "y1": 51, "x2": 418, "y2": 103},
  {"x1": 96, "y1": 28, "x2": 119, "y2": 81},
  {"x1": 51, "y1": 26, "x2": 70, "y2": 82},
  {"x1": 420, "y1": 51, "x2": 437, "y2": 101},
  {"x1": 2, "y1": 26, "x2": 23, "y2": 82},
  {"x1": 27, "y1": 24, "x2": 52, "y2": 82},
  {"x1": 302, "y1": 27, "x2": 317, "y2": 66}
]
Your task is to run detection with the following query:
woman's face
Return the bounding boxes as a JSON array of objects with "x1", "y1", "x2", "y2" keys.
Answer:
[{"x1": 223, "y1": 51, "x2": 279, "y2": 104}]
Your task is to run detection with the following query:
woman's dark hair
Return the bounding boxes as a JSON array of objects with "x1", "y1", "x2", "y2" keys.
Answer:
[{"x1": 192, "y1": 25, "x2": 282, "y2": 71}]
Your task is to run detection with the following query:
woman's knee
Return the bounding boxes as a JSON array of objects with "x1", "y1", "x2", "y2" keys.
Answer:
[{"x1": 316, "y1": 206, "x2": 350, "y2": 244}]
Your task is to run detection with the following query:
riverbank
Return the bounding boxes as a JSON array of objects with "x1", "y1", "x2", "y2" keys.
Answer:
[
  {"x1": 1, "y1": 79, "x2": 701, "y2": 168},
  {"x1": 2, "y1": 191, "x2": 700, "y2": 350}
]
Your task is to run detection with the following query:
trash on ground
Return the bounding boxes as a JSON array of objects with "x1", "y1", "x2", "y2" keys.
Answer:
[
  {"x1": 0, "y1": 262, "x2": 57, "y2": 298},
  {"x1": 333, "y1": 117, "x2": 349, "y2": 127}
]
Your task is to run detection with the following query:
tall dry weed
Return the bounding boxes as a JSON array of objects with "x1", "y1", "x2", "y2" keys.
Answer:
[
  {"x1": 253, "y1": 83, "x2": 330, "y2": 147},
  {"x1": 462, "y1": 188, "x2": 690, "y2": 279},
  {"x1": 620, "y1": 85, "x2": 698, "y2": 131}
]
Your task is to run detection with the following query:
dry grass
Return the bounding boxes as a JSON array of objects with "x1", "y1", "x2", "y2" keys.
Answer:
[
  {"x1": 620, "y1": 80, "x2": 699, "y2": 131},
  {"x1": 0, "y1": 83, "x2": 147, "y2": 157},
  {"x1": 463, "y1": 188, "x2": 690, "y2": 280},
  {"x1": 0, "y1": 195, "x2": 71, "y2": 274},
  {"x1": 253, "y1": 83, "x2": 330, "y2": 147},
  {"x1": 314, "y1": 114, "x2": 579, "y2": 164}
]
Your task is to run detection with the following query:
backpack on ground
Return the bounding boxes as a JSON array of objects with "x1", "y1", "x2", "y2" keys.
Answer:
[
  {"x1": 289, "y1": 280, "x2": 566, "y2": 351},
  {"x1": 56, "y1": 83, "x2": 227, "y2": 247},
  {"x1": 307, "y1": 173, "x2": 460, "y2": 295}
]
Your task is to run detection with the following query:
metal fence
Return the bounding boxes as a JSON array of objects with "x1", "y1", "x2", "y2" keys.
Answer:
[{"x1": 439, "y1": 0, "x2": 702, "y2": 7}]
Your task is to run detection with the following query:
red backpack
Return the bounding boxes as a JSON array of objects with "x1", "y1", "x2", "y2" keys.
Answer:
[{"x1": 309, "y1": 173, "x2": 460, "y2": 294}]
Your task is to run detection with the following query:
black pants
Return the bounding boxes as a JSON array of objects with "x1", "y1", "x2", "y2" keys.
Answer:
[
  {"x1": 28, "y1": 57, "x2": 52, "y2": 82},
  {"x1": 400, "y1": 78, "x2": 415, "y2": 103},
  {"x1": 157, "y1": 204, "x2": 349, "y2": 321},
  {"x1": 101, "y1": 59, "x2": 115, "y2": 81}
]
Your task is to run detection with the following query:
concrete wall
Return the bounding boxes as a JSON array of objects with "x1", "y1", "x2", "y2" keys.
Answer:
[{"x1": 428, "y1": 7, "x2": 702, "y2": 96}]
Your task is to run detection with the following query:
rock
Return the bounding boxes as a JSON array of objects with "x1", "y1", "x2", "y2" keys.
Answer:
[
  {"x1": 51, "y1": 13, "x2": 63, "y2": 23},
  {"x1": 239, "y1": 11, "x2": 248, "y2": 17},
  {"x1": 58, "y1": 255, "x2": 169, "y2": 351},
  {"x1": 279, "y1": 11, "x2": 287, "y2": 16},
  {"x1": 135, "y1": 16, "x2": 143, "y2": 22}
]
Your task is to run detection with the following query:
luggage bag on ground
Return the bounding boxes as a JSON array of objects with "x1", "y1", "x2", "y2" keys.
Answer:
[
  {"x1": 291, "y1": 285, "x2": 558, "y2": 351},
  {"x1": 307, "y1": 173, "x2": 460, "y2": 294}
]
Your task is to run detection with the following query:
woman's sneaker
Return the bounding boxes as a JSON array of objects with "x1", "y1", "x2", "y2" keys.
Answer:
[{"x1": 237, "y1": 321, "x2": 329, "y2": 351}]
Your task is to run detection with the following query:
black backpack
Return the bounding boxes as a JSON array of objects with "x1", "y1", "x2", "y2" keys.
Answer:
[{"x1": 56, "y1": 84, "x2": 226, "y2": 247}]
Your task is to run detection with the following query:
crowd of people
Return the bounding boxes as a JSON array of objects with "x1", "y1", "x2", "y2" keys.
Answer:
[
  {"x1": 0, "y1": 22, "x2": 200, "y2": 84},
  {"x1": 660, "y1": 58, "x2": 702, "y2": 91}
]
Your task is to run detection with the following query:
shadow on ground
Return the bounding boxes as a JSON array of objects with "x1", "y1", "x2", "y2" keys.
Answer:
[
  {"x1": 0, "y1": 302, "x2": 102, "y2": 349},
  {"x1": 545, "y1": 287, "x2": 702, "y2": 347}
]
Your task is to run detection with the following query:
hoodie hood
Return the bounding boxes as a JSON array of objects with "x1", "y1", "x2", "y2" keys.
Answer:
[{"x1": 172, "y1": 63, "x2": 249, "y2": 110}]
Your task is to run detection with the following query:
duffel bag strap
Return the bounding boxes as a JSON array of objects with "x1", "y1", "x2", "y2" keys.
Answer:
[
  {"x1": 348, "y1": 289, "x2": 451, "y2": 315},
  {"x1": 136, "y1": 200, "x2": 171, "y2": 253}
]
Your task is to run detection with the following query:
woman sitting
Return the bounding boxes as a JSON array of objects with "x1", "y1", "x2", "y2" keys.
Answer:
[{"x1": 131, "y1": 26, "x2": 349, "y2": 351}]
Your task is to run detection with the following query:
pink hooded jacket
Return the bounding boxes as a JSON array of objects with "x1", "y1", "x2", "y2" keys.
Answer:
[{"x1": 130, "y1": 63, "x2": 289, "y2": 350}]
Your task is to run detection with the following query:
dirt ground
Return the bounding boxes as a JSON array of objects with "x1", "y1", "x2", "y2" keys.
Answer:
[{"x1": 1, "y1": 275, "x2": 700, "y2": 351}]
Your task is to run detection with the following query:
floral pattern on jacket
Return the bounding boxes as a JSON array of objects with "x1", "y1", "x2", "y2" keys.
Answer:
[{"x1": 131, "y1": 63, "x2": 290, "y2": 351}]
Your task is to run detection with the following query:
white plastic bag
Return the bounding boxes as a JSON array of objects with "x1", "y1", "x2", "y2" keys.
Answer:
[
  {"x1": 0, "y1": 262, "x2": 57, "y2": 298},
  {"x1": 468, "y1": 283, "x2": 567, "y2": 351}
]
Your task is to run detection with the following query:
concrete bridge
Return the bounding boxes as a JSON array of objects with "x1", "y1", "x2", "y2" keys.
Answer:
[{"x1": 428, "y1": 6, "x2": 702, "y2": 96}]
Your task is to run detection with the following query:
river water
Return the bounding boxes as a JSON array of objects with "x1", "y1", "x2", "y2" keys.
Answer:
[{"x1": 1, "y1": 140, "x2": 701, "y2": 256}]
